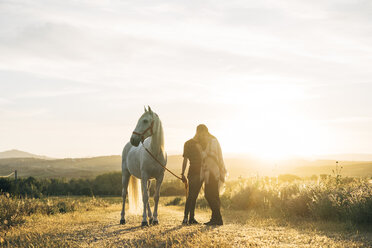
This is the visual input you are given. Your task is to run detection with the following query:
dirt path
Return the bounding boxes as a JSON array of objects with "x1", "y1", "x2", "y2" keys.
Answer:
[{"x1": 5, "y1": 203, "x2": 372, "y2": 247}]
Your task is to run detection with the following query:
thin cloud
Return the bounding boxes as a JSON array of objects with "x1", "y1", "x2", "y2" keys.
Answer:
[
  {"x1": 15, "y1": 88, "x2": 100, "y2": 99},
  {"x1": 0, "y1": 0, "x2": 372, "y2": 157},
  {"x1": 0, "y1": 97, "x2": 12, "y2": 105}
]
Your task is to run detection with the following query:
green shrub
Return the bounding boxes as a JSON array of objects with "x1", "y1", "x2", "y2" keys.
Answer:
[
  {"x1": 165, "y1": 197, "x2": 183, "y2": 206},
  {"x1": 160, "y1": 180, "x2": 186, "y2": 196},
  {"x1": 214, "y1": 177, "x2": 372, "y2": 225},
  {"x1": 196, "y1": 197, "x2": 209, "y2": 209},
  {"x1": 0, "y1": 194, "x2": 25, "y2": 229}
]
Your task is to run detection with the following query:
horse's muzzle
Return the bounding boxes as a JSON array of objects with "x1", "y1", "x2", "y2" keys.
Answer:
[{"x1": 130, "y1": 135, "x2": 141, "y2": 147}]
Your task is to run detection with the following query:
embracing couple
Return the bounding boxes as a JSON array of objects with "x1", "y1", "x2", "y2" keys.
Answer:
[{"x1": 181, "y1": 124, "x2": 227, "y2": 226}]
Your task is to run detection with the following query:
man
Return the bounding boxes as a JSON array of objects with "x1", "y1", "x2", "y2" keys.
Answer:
[
  {"x1": 181, "y1": 125, "x2": 204, "y2": 225},
  {"x1": 198, "y1": 124, "x2": 226, "y2": 226}
]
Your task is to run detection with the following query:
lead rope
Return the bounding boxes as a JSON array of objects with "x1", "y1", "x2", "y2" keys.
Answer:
[{"x1": 142, "y1": 144, "x2": 189, "y2": 199}]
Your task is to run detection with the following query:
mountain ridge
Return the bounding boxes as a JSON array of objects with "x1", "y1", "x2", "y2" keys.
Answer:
[
  {"x1": 0, "y1": 150, "x2": 372, "y2": 179},
  {"x1": 0, "y1": 149, "x2": 53, "y2": 160}
]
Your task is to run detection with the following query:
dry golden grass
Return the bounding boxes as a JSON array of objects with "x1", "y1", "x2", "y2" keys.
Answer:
[{"x1": 1, "y1": 197, "x2": 371, "y2": 247}]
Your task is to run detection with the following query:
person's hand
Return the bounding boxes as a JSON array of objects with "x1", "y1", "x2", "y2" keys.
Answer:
[{"x1": 181, "y1": 174, "x2": 187, "y2": 184}]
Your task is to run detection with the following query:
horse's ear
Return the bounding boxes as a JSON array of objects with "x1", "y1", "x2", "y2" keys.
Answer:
[
  {"x1": 144, "y1": 106, "x2": 147, "y2": 112},
  {"x1": 148, "y1": 105, "x2": 153, "y2": 114}
]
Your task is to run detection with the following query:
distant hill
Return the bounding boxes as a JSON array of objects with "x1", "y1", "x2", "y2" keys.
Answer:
[
  {"x1": 0, "y1": 151, "x2": 371, "y2": 179},
  {"x1": 0, "y1": 155, "x2": 182, "y2": 179},
  {"x1": 0, "y1": 154, "x2": 259, "y2": 179},
  {"x1": 0, "y1": 149, "x2": 52, "y2": 160},
  {"x1": 0, "y1": 156, "x2": 121, "y2": 179}
]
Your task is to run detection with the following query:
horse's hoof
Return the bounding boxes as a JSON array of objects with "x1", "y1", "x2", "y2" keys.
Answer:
[
  {"x1": 149, "y1": 217, "x2": 153, "y2": 225},
  {"x1": 152, "y1": 220, "x2": 159, "y2": 225},
  {"x1": 141, "y1": 221, "x2": 149, "y2": 227},
  {"x1": 120, "y1": 219, "x2": 125, "y2": 225}
]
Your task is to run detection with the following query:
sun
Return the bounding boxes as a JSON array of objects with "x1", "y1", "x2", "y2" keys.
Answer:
[
  {"x1": 207, "y1": 81, "x2": 335, "y2": 161},
  {"x1": 213, "y1": 85, "x2": 329, "y2": 162},
  {"x1": 218, "y1": 116, "x2": 328, "y2": 162}
]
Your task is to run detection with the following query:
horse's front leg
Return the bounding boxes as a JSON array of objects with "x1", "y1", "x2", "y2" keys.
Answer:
[
  {"x1": 120, "y1": 170, "x2": 130, "y2": 225},
  {"x1": 153, "y1": 176, "x2": 163, "y2": 225},
  {"x1": 141, "y1": 177, "x2": 150, "y2": 226},
  {"x1": 147, "y1": 180, "x2": 153, "y2": 225}
]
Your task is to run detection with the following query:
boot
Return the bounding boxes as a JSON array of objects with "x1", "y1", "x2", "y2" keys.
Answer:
[
  {"x1": 182, "y1": 217, "x2": 188, "y2": 225},
  {"x1": 189, "y1": 218, "x2": 199, "y2": 224}
]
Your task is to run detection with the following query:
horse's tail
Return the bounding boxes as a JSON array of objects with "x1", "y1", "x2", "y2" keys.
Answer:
[{"x1": 128, "y1": 175, "x2": 142, "y2": 214}]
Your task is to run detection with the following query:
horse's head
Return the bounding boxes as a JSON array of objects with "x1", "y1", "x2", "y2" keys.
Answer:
[{"x1": 130, "y1": 106, "x2": 156, "y2": 147}]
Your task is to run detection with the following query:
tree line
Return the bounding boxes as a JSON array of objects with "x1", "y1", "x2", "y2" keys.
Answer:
[{"x1": 0, "y1": 172, "x2": 185, "y2": 198}]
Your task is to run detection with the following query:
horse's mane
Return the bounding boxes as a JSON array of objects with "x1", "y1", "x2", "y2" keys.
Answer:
[{"x1": 150, "y1": 113, "x2": 164, "y2": 157}]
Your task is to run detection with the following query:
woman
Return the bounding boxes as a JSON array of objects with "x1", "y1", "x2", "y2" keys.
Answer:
[{"x1": 198, "y1": 124, "x2": 227, "y2": 225}]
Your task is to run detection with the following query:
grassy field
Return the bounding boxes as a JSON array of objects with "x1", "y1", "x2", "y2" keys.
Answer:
[
  {"x1": 1, "y1": 196, "x2": 371, "y2": 247},
  {"x1": 1, "y1": 174, "x2": 372, "y2": 247}
]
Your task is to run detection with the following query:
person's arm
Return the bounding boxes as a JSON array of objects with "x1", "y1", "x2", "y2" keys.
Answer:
[
  {"x1": 181, "y1": 158, "x2": 188, "y2": 182},
  {"x1": 181, "y1": 142, "x2": 189, "y2": 182},
  {"x1": 181, "y1": 157, "x2": 188, "y2": 176}
]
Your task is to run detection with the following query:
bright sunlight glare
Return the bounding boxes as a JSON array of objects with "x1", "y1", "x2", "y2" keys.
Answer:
[{"x1": 212, "y1": 83, "x2": 330, "y2": 161}]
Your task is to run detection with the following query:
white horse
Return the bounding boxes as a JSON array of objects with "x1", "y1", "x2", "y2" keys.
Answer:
[{"x1": 120, "y1": 106, "x2": 166, "y2": 226}]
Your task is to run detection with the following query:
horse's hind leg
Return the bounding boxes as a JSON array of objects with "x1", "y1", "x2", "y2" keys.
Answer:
[
  {"x1": 141, "y1": 176, "x2": 150, "y2": 227},
  {"x1": 120, "y1": 170, "x2": 130, "y2": 224},
  {"x1": 147, "y1": 180, "x2": 153, "y2": 225},
  {"x1": 153, "y1": 176, "x2": 163, "y2": 225}
]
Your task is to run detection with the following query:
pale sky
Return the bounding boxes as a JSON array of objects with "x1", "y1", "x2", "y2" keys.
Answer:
[{"x1": 1, "y1": 0, "x2": 372, "y2": 159}]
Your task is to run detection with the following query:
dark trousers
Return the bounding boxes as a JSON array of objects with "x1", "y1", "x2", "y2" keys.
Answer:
[
  {"x1": 204, "y1": 175, "x2": 222, "y2": 222},
  {"x1": 184, "y1": 174, "x2": 202, "y2": 220}
]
